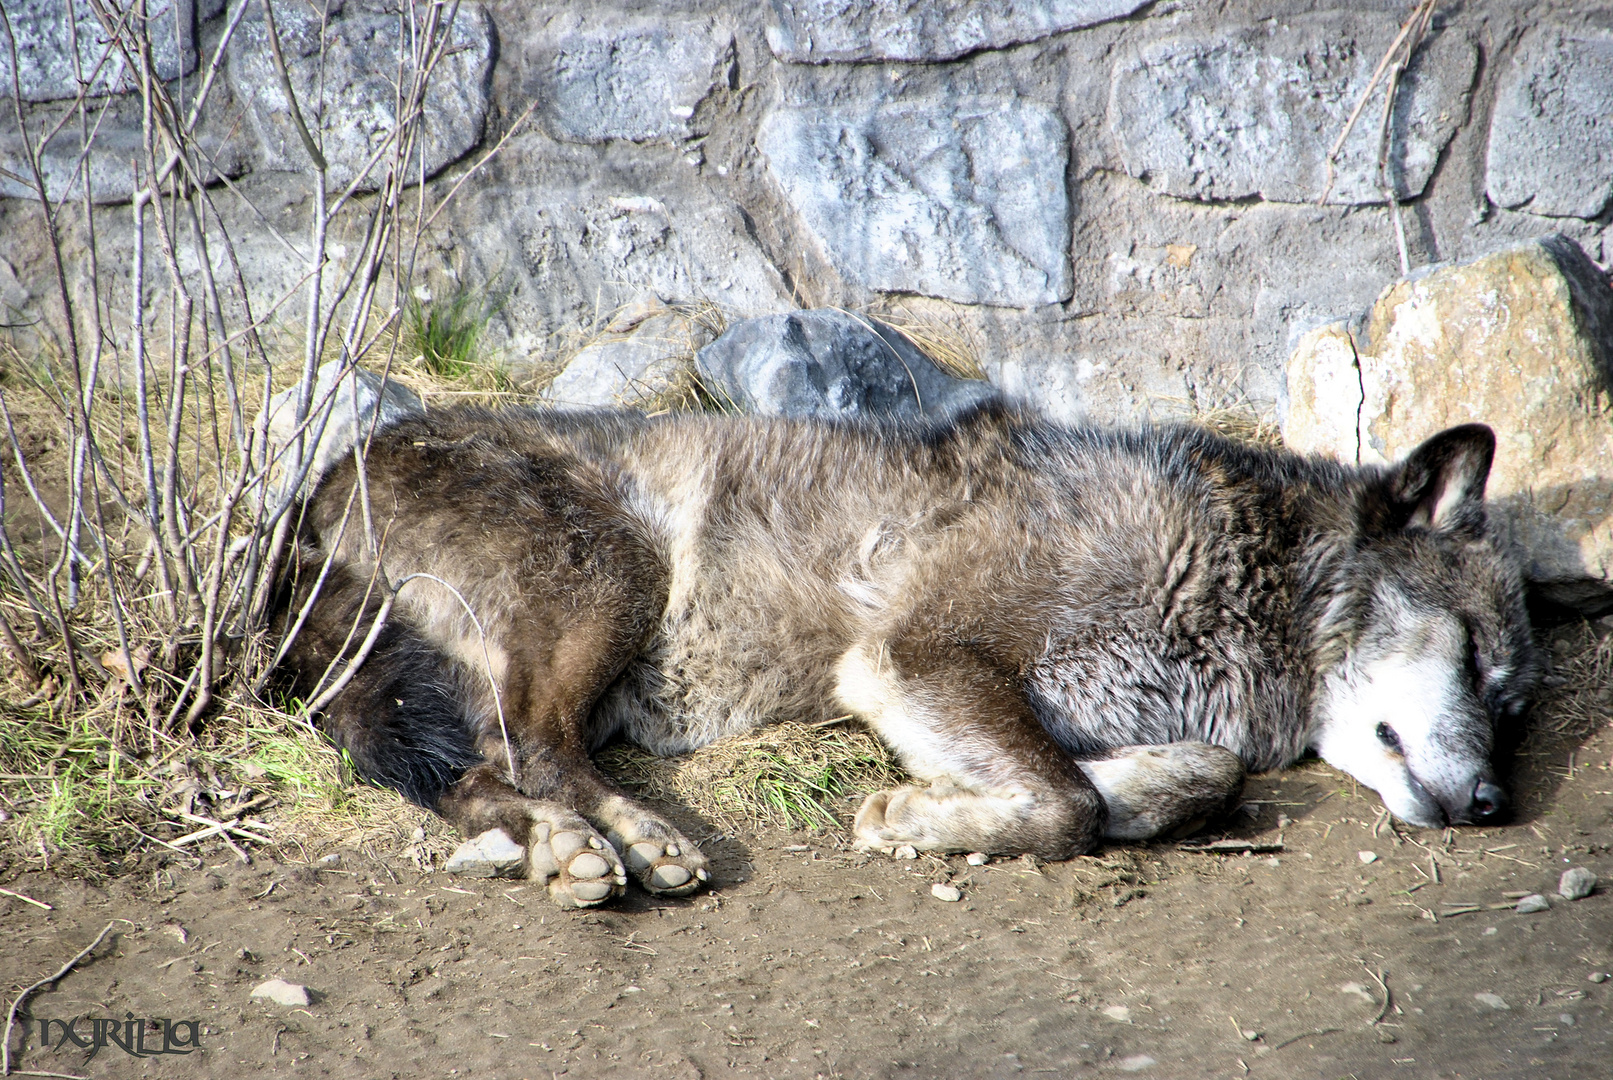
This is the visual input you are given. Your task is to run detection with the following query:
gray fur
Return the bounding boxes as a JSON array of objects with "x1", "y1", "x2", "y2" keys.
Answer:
[{"x1": 284, "y1": 404, "x2": 1538, "y2": 903}]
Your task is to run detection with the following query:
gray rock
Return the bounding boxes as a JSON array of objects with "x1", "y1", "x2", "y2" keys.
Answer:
[
  {"x1": 1559, "y1": 867, "x2": 1598, "y2": 900},
  {"x1": 446, "y1": 187, "x2": 794, "y2": 365},
  {"x1": 0, "y1": 0, "x2": 194, "y2": 103},
  {"x1": 544, "y1": 310, "x2": 695, "y2": 409},
  {"x1": 443, "y1": 828, "x2": 526, "y2": 878},
  {"x1": 0, "y1": 92, "x2": 247, "y2": 204},
  {"x1": 1110, "y1": 17, "x2": 1476, "y2": 205},
  {"x1": 250, "y1": 978, "x2": 311, "y2": 1007},
  {"x1": 228, "y1": 1, "x2": 492, "y2": 190},
  {"x1": 258, "y1": 361, "x2": 423, "y2": 505},
  {"x1": 1515, "y1": 894, "x2": 1550, "y2": 914},
  {"x1": 543, "y1": 20, "x2": 734, "y2": 144},
  {"x1": 1486, "y1": 29, "x2": 1613, "y2": 220},
  {"x1": 696, "y1": 308, "x2": 1000, "y2": 421},
  {"x1": 765, "y1": 0, "x2": 1147, "y2": 63},
  {"x1": 930, "y1": 882, "x2": 962, "y2": 902},
  {"x1": 758, "y1": 98, "x2": 1070, "y2": 307}
]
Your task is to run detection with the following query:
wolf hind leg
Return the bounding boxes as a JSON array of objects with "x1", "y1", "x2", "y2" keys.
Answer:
[{"x1": 1076, "y1": 743, "x2": 1245, "y2": 840}]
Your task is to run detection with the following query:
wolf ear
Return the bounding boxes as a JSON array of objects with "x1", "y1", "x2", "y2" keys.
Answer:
[{"x1": 1386, "y1": 423, "x2": 1496, "y2": 534}]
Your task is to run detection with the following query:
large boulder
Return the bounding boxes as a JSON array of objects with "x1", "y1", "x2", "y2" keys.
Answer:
[
  {"x1": 543, "y1": 301, "x2": 702, "y2": 410},
  {"x1": 696, "y1": 308, "x2": 1000, "y2": 421},
  {"x1": 1283, "y1": 236, "x2": 1613, "y2": 606}
]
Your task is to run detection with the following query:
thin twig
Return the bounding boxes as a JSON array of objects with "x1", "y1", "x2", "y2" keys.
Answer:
[
  {"x1": 0, "y1": 887, "x2": 51, "y2": 911},
  {"x1": 2, "y1": 921, "x2": 119, "y2": 1076},
  {"x1": 1360, "y1": 960, "x2": 1392, "y2": 1026}
]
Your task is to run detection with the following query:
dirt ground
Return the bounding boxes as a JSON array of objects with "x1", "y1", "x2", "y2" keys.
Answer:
[{"x1": 3, "y1": 627, "x2": 1611, "y2": 1080}]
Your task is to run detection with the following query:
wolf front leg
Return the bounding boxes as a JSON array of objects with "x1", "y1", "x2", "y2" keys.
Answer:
[{"x1": 835, "y1": 636, "x2": 1107, "y2": 859}]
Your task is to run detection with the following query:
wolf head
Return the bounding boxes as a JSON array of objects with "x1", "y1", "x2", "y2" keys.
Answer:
[{"x1": 1309, "y1": 424, "x2": 1540, "y2": 828}]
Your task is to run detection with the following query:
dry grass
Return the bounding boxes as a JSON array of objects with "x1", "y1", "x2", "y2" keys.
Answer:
[
  {"x1": 859, "y1": 300, "x2": 988, "y2": 382},
  {"x1": 1190, "y1": 405, "x2": 1283, "y2": 448},
  {"x1": 1531, "y1": 623, "x2": 1613, "y2": 741},
  {"x1": 596, "y1": 719, "x2": 905, "y2": 833}
]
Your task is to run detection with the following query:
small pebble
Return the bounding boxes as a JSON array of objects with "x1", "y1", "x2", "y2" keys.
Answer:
[
  {"x1": 1277, "y1": 814, "x2": 1293, "y2": 828},
  {"x1": 965, "y1": 852, "x2": 989, "y2": 866},
  {"x1": 1558, "y1": 867, "x2": 1597, "y2": 900},
  {"x1": 251, "y1": 978, "x2": 311, "y2": 1007},
  {"x1": 893, "y1": 845, "x2": 918, "y2": 860},
  {"x1": 1358, "y1": 851, "x2": 1378, "y2": 864},
  {"x1": 1589, "y1": 973, "x2": 1609, "y2": 984},
  {"x1": 1515, "y1": 894, "x2": 1550, "y2": 914},
  {"x1": 1474, "y1": 992, "x2": 1510, "y2": 1010},
  {"x1": 318, "y1": 853, "x2": 341, "y2": 865},
  {"x1": 1240, "y1": 1029, "x2": 1261, "y2": 1042},
  {"x1": 930, "y1": 882, "x2": 962, "y2": 902}
]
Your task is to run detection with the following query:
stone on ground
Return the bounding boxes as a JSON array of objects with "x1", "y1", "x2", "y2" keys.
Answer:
[
  {"x1": 251, "y1": 978, "x2": 311, "y2": 1007},
  {"x1": 544, "y1": 307, "x2": 698, "y2": 409},
  {"x1": 1559, "y1": 867, "x2": 1598, "y2": 900},
  {"x1": 696, "y1": 308, "x2": 1000, "y2": 420},
  {"x1": 443, "y1": 828, "x2": 526, "y2": 879}
]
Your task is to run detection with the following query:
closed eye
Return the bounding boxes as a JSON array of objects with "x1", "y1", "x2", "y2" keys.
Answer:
[{"x1": 1376, "y1": 722, "x2": 1403, "y2": 753}]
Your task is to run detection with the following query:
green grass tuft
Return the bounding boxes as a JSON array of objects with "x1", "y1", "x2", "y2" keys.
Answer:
[{"x1": 403, "y1": 280, "x2": 506, "y2": 380}]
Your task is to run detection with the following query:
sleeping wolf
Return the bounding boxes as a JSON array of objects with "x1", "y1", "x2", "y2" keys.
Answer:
[{"x1": 280, "y1": 404, "x2": 1538, "y2": 907}]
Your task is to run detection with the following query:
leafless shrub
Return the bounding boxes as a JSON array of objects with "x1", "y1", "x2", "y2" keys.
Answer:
[{"x1": 0, "y1": 0, "x2": 528, "y2": 865}]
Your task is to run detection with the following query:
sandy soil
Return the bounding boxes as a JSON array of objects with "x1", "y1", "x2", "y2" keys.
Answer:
[{"x1": 3, "y1": 641, "x2": 1611, "y2": 1080}]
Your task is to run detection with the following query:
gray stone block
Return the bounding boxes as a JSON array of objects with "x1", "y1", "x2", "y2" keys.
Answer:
[
  {"x1": 543, "y1": 20, "x2": 734, "y2": 144},
  {"x1": 0, "y1": 92, "x2": 246, "y2": 204},
  {"x1": 1110, "y1": 16, "x2": 1475, "y2": 205},
  {"x1": 765, "y1": 0, "x2": 1147, "y2": 63},
  {"x1": 228, "y1": 0, "x2": 492, "y2": 190},
  {"x1": 758, "y1": 98, "x2": 1070, "y2": 308},
  {"x1": 696, "y1": 308, "x2": 1001, "y2": 421},
  {"x1": 1486, "y1": 29, "x2": 1613, "y2": 221},
  {"x1": 0, "y1": 0, "x2": 194, "y2": 102},
  {"x1": 444, "y1": 186, "x2": 795, "y2": 365}
]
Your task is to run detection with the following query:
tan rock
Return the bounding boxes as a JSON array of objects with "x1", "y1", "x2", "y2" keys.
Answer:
[{"x1": 1283, "y1": 236, "x2": 1613, "y2": 602}]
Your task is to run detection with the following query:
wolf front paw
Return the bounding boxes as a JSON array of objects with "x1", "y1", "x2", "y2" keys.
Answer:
[
  {"x1": 597, "y1": 797, "x2": 710, "y2": 896},
  {"x1": 527, "y1": 810, "x2": 628, "y2": 909},
  {"x1": 852, "y1": 787, "x2": 940, "y2": 853}
]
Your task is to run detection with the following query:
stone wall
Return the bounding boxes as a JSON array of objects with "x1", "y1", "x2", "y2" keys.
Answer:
[{"x1": 1, "y1": 0, "x2": 1610, "y2": 425}]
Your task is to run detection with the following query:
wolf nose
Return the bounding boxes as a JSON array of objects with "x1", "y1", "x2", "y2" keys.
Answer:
[{"x1": 1470, "y1": 781, "x2": 1509, "y2": 823}]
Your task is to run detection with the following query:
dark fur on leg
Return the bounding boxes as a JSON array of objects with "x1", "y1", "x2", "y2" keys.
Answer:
[{"x1": 276, "y1": 553, "x2": 482, "y2": 808}]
